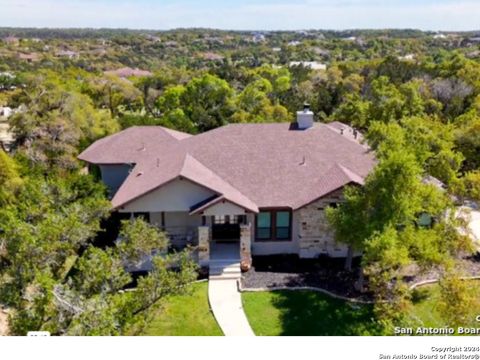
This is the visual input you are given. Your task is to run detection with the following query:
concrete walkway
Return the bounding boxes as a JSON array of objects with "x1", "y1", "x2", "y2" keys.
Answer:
[
  {"x1": 208, "y1": 280, "x2": 255, "y2": 336},
  {"x1": 208, "y1": 243, "x2": 255, "y2": 336}
]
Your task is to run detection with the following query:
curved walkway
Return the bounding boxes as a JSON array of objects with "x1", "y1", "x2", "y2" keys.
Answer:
[{"x1": 208, "y1": 279, "x2": 254, "y2": 336}]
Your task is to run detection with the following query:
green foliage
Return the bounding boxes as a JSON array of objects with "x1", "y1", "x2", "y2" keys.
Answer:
[
  {"x1": 10, "y1": 71, "x2": 119, "y2": 169},
  {"x1": 118, "y1": 218, "x2": 168, "y2": 264},
  {"x1": 0, "y1": 150, "x2": 22, "y2": 204},
  {"x1": 232, "y1": 78, "x2": 291, "y2": 123},
  {"x1": 182, "y1": 74, "x2": 235, "y2": 132},
  {"x1": 327, "y1": 118, "x2": 471, "y2": 332},
  {"x1": 438, "y1": 271, "x2": 480, "y2": 327},
  {"x1": 88, "y1": 74, "x2": 143, "y2": 118},
  {"x1": 72, "y1": 247, "x2": 131, "y2": 297}
]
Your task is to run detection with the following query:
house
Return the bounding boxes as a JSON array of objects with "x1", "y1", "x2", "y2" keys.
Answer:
[
  {"x1": 433, "y1": 33, "x2": 447, "y2": 40},
  {"x1": 200, "y1": 52, "x2": 225, "y2": 62},
  {"x1": 252, "y1": 33, "x2": 266, "y2": 43},
  {"x1": 289, "y1": 61, "x2": 327, "y2": 71},
  {"x1": 398, "y1": 54, "x2": 416, "y2": 61},
  {"x1": 78, "y1": 108, "x2": 375, "y2": 268},
  {"x1": 288, "y1": 41, "x2": 302, "y2": 47},
  {"x1": 18, "y1": 53, "x2": 40, "y2": 63},
  {"x1": 0, "y1": 106, "x2": 13, "y2": 118},
  {"x1": 55, "y1": 50, "x2": 79, "y2": 59},
  {"x1": 3, "y1": 36, "x2": 19, "y2": 46}
]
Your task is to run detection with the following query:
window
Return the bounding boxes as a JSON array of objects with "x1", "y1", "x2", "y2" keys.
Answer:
[
  {"x1": 255, "y1": 209, "x2": 291, "y2": 241},
  {"x1": 256, "y1": 212, "x2": 271, "y2": 239},
  {"x1": 213, "y1": 215, "x2": 226, "y2": 224},
  {"x1": 213, "y1": 215, "x2": 246, "y2": 225},
  {"x1": 233, "y1": 215, "x2": 247, "y2": 224},
  {"x1": 276, "y1": 211, "x2": 290, "y2": 240}
]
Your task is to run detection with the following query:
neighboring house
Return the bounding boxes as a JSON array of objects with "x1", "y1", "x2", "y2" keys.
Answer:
[
  {"x1": 200, "y1": 52, "x2": 225, "y2": 62},
  {"x1": 398, "y1": 54, "x2": 416, "y2": 61},
  {"x1": 288, "y1": 41, "x2": 302, "y2": 47},
  {"x1": 79, "y1": 108, "x2": 375, "y2": 268},
  {"x1": 289, "y1": 61, "x2": 327, "y2": 71},
  {"x1": 18, "y1": 53, "x2": 40, "y2": 63},
  {"x1": 3, "y1": 36, "x2": 19, "y2": 46},
  {"x1": 55, "y1": 50, "x2": 79, "y2": 59},
  {"x1": 0, "y1": 106, "x2": 13, "y2": 118},
  {"x1": 252, "y1": 33, "x2": 266, "y2": 43}
]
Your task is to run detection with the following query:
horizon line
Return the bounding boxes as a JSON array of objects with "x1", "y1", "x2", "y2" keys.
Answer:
[{"x1": 1, "y1": 26, "x2": 479, "y2": 33}]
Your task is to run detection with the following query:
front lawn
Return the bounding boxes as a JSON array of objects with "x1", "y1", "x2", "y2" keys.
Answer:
[
  {"x1": 133, "y1": 281, "x2": 222, "y2": 336},
  {"x1": 242, "y1": 290, "x2": 380, "y2": 336},
  {"x1": 242, "y1": 281, "x2": 480, "y2": 336}
]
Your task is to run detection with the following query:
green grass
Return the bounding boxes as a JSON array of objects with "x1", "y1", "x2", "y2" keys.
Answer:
[
  {"x1": 242, "y1": 290, "x2": 381, "y2": 336},
  {"x1": 242, "y1": 282, "x2": 480, "y2": 336},
  {"x1": 409, "y1": 282, "x2": 480, "y2": 329},
  {"x1": 135, "y1": 282, "x2": 223, "y2": 336}
]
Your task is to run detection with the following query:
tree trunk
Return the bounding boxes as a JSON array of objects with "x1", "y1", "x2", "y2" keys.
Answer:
[
  {"x1": 356, "y1": 267, "x2": 365, "y2": 293},
  {"x1": 344, "y1": 245, "x2": 354, "y2": 271}
]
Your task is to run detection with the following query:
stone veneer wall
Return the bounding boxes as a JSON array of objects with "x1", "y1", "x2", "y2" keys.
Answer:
[
  {"x1": 240, "y1": 224, "x2": 252, "y2": 269},
  {"x1": 198, "y1": 226, "x2": 210, "y2": 266},
  {"x1": 297, "y1": 188, "x2": 348, "y2": 258}
]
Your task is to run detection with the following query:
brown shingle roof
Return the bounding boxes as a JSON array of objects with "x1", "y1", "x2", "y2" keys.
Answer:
[{"x1": 79, "y1": 122, "x2": 375, "y2": 210}]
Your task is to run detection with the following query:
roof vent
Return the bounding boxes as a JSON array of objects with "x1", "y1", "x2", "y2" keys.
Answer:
[
  {"x1": 300, "y1": 156, "x2": 306, "y2": 166},
  {"x1": 297, "y1": 103, "x2": 314, "y2": 130}
]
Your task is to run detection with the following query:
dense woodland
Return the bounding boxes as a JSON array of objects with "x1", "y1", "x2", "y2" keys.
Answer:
[{"x1": 0, "y1": 28, "x2": 480, "y2": 335}]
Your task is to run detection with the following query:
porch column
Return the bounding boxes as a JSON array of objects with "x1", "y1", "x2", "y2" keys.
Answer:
[
  {"x1": 240, "y1": 224, "x2": 252, "y2": 271},
  {"x1": 198, "y1": 226, "x2": 210, "y2": 267}
]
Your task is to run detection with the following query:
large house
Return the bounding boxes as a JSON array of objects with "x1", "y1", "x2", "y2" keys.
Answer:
[{"x1": 78, "y1": 108, "x2": 375, "y2": 268}]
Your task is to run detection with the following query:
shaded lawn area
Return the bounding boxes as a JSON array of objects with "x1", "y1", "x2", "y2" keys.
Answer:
[
  {"x1": 410, "y1": 282, "x2": 480, "y2": 329},
  {"x1": 242, "y1": 290, "x2": 381, "y2": 336},
  {"x1": 242, "y1": 281, "x2": 480, "y2": 336},
  {"x1": 135, "y1": 282, "x2": 222, "y2": 336}
]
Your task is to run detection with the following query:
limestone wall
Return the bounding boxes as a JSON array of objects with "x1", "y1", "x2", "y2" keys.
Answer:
[
  {"x1": 198, "y1": 226, "x2": 210, "y2": 266},
  {"x1": 297, "y1": 188, "x2": 349, "y2": 258}
]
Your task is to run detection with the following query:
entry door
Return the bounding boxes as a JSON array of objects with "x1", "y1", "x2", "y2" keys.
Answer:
[{"x1": 211, "y1": 215, "x2": 245, "y2": 242}]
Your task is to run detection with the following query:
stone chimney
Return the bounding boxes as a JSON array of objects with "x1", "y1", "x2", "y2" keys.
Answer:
[{"x1": 296, "y1": 104, "x2": 314, "y2": 130}]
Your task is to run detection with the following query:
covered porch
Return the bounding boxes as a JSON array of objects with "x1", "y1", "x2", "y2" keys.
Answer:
[
  {"x1": 116, "y1": 176, "x2": 257, "y2": 269},
  {"x1": 144, "y1": 204, "x2": 253, "y2": 269}
]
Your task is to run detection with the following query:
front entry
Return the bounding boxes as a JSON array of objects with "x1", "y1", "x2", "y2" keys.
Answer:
[{"x1": 211, "y1": 215, "x2": 245, "y2": 243}]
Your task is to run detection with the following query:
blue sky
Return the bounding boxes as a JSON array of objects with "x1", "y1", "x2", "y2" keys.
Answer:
[{"x1": 1, "y1": 0, "x2": 479, "y2": 30}]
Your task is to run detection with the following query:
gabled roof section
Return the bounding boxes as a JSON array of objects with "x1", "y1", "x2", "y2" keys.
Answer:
[
  {"x1": 292, "y1": 163, "x2": 365, "y2": 210},
  {"x1": 111, "y1": 152, "x2": 258, "y2": 213},
  {"x1": 179, "y1": 154, "x2": 258, "y2": 213},
  {"x1": 78, "y1": 126, "x2": 191, "y2": 164},
  {"x1": 110, "y1": 150, "x2": 186, "y2": 208}
]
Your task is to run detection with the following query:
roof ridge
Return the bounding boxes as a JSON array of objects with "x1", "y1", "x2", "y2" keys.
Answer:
[
  {"x1": 180, "y1": 153, "x2": 242, "y2": 193},
  {"x1": 180, "y1": 153, "x2": 258, "y2": 212},
  {"x1": 322, "y1": 122, "x2": 368, "y2": 148},
  {"x1": 335, "y1": 163, "x2": 365, "y2": 185}
]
